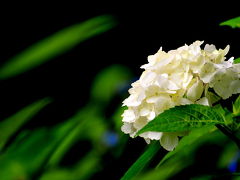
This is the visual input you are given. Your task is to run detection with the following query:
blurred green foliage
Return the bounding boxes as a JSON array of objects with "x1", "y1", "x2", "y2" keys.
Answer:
[
  {"x1": 0, "y1": 98, "x2": 51, "y2": 150},
  {"x1": 220, "y1": 16, "x2": 240, "y2": 28},
  {"x1": 0, "y1": 15, "x2": 240, "y2": 180},
  {"x1": 121, "y1": 142, "x2": 160, "y2": 180},
  {"x1": 0, "y1": 15, "x2": 116, "y2": 79}
]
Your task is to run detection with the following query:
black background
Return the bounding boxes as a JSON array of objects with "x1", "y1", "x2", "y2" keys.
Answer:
[
  {"x1": 0, "y1": 2, "x2": 239, "y2": 119},
  {"x1": 0, "y1": 1, "x2": 239, "y2": 179}
]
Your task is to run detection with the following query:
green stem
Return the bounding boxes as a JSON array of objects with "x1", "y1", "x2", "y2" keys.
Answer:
[{"x1": 216, "y1": 124, "x2": 240, "y2": 149}]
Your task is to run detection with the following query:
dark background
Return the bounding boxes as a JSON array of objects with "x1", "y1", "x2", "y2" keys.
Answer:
[
  {"x1": 0, "y1": 2, "x2": 239, "y2": 179},
  {"x1": 0, "y1": 2, "x2": 239, "y2": 119}
]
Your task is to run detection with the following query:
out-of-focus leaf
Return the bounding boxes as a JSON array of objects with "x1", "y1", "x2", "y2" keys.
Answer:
[
  {"x1": 135, "y1": 154, "x2": 191, "y2": 180},
  {"x1": 113, "y1": 105, "x2": 127, "y2": 130},
  {"x1": 46, "y1": 104, "x2": 106, "y2": 167},
  {"x1": 220, "y1": 16, "x2": 240, "y2": 28},
  {"x1": 120, "y1": 142, "x2": 160, "y2": 180},
  {"x1": 140, "y1": 129, "x2": 228, "y2": 180},
  {"x1": 0, "y1": 101, "x2": 109, "y2": 180},
  {"x1": 0, "y1": 98, "x2": 51, "y2": 150},
  {"x1": 157, "y1": 126, "x2": 216, "y2": 167},
  {"x1": 0, "y1": 121, "x2": 77, "y2": 180},
  {"x1": 0, "y1": 15, "x2": 117, "y2": 79},
  {"x1": 136, "y1": 104, "x2": 225, "y2": 136},
  {"x1": 217, "y1": 142, "x2": 238, "y2": 168},
  {"x1": 234, "y1": 58, "x2": 240, "y2": 64},
  {"x1": 40, "y1": 150, "x2": 101, "y2": 180},
  {"x1": 91, "y1": 65, "x2": 132, "y2": 104},
  {"x1": 233, "y1": 95, "x2": 240, "y2": 117}
]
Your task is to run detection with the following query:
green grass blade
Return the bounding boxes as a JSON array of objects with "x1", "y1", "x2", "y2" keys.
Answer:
[
  {"x1": 0, "y1": 98, "x2": 52, "y2": 150},
  {"x1": 0, "y1": 15, "x2": 117, "y2": 79},
  {"x1": 220, "y1": 16, "x2": 240, "y2": 28},
  {"x1": 120, "y1": 142, "x2": 160, "y2": 180}
]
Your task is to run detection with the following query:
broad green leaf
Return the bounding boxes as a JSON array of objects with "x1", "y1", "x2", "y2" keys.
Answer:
[
  {"x1": 120, "y1": 142, "x2": 160, "y2": 180},
  {"x1": 91, "y1": 65, "x2": 132, "y2": 104},
  {"x1": 220, "y1": 16, "x2": 240, "y2": 28},
  {"x1": 0, "y1": 15, "x2": 117, "y2": 79},
  {"x1": 234, "y1": 58, "x2": 240, "y2": 64},
  {"x1": 136, "y1": 104, "x2": 225, "y2": 136},
  {"x1": 233, "y1": 95, "x2": 240, "y2": 116},
  {"x1": 0, "y1": 98, "x2": 51, "y2": 150}
]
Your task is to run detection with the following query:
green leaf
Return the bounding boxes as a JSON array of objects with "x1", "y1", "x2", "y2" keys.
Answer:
[
  {"x1": 40, "y1": 150, "x2": 102, "y2": 180},
  {"x1": 136, "y1": 154, "x2": 192, "y2": 180},
  {"x1": 234, "y1": 58, "x2": 240, "y2": 64},
  {"x1": 120, "y1": 142, "x2": 160, "y2": 180},
  {"x1": 121, "y1": 142, "x2": 160, "y2": 180},
  {"x1": 220, "y1": 16, "x2": 240, "y2": 28},
  {"x1": 140, "y1": 128, "x2": 226, "y2": 180},
  {"x1": 0, "y1": 15, "x2": 116, "y2": 79},
  {"x1": 233, "y1": 95, "x2": 240, "y2": 116},
  {"x1": 0, "y1": 122, "x2": 77, "y2": 179},
  {"x1": 136, "y1": 104, "x2": 225, "y2": 136},
  {"x1": 0, "y1": 98, "x2": 51, "y2": 150},
  {"x1": 217, "y1": 141, "x2": 238, "y2": 168},
  {"x1": 157, "y1": 126, "x2": 216, "y2": 167},
  {"x1": 46, "y1": 105, "x2": 106, "y2": 167}
]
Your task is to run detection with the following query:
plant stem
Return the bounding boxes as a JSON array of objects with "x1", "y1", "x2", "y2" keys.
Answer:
[{"x1": 216, "y1": 124, "x2": 240, "y2": 149}]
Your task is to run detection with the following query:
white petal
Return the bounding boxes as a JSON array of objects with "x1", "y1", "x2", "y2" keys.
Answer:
[
  {"x1": 140, "y1": 107, "x2": 150, "y2": 116},
  {"x1": 146, "y1": 96, "x2": 160, "y2": 103},
  {"x1": 180, "y1": 98, "x2": 193, "y2": 105},
  {"x1": 160, "y1": 133, "x2": 179, "y2": 151},
  {"x1": 196, "y1": 97, "x2": 209, "y2": 106},
  {"x1": 204, "y1": 44, "x2": 216, "y2": 52},
  {"x1": 187, "y1": 79, "x2": 204, "y2": 102},
  {"x1": 121, "y1": 123, "x2": 134, "y2": 134},
  {"x1": 139, "y1": 131, "x2": 162, "y2": 140},
  {"x1": 231, "y1": 80, "x2": 240, "y2": 94},
  {"x1": 140, "y1": 71, "x2": 157, "y2": 87},
  {"x1": 147, "y1": 111, "x2": 156, "y2": 120},
  {"x1": 199, "y1": 62, "x2": 217, "y2": 83},
  {"x1": 133, "y1": 117, "x2": 148, "y2": 130},
  {"x1": 122, "y1": 109, "x2": 136, "y2": 123},
  {"x1": 223, "y1": 45, "x2": 230, "y2": 56}
]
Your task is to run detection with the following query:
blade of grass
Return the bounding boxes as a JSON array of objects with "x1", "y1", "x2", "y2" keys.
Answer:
[
  {"x1": 0, "y1": 98, "x2": 52, "y2": 150},
  {"x1": 0, "y1": 15, "x2": 117, "y2": 79},
  {"x1": 120, "y1": 142, "x2": 160, "y2": 180}
]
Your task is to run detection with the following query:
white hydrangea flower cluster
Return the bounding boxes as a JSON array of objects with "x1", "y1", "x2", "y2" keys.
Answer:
[{"x1": 121, "y1": 41, "x2": 240, "y2": 151}]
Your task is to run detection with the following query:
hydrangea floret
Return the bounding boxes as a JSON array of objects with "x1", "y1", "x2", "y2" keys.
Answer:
[{"x1": 121, "y1": 41, "x2": 240, "y2": 151}]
